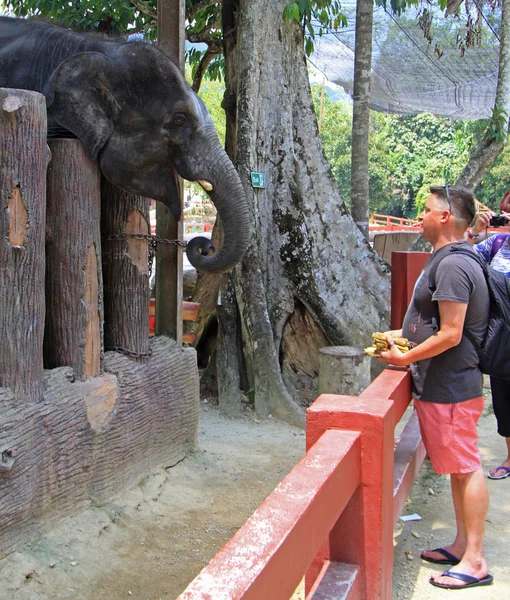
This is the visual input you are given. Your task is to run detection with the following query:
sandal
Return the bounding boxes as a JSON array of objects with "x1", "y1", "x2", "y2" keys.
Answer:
[
  {"x1": 430, "y1": 569, "x2": 493, "y2": 589},
  {"x1": 420, "y1": 547, "x2": 460, "y2": 565},
  {"x1": 488, "y1": 465, "x2": 510, "y2": 480}
]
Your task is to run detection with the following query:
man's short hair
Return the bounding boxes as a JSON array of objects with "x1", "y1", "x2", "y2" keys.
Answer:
[{"x1": 430, "y1": 185, "x2": 476, "y2": 225}]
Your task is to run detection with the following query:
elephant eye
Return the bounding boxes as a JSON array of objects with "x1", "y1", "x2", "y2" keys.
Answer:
[{"x1": 166, "y1": 114, "x2": 186, "y2": 127}]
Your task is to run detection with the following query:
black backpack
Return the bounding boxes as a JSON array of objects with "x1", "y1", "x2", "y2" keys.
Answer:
[{"x1": 429, "y1": 245, "x2": 510, "y2": 380}]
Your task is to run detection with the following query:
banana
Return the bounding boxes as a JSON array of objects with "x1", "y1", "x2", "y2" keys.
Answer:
[{"x1": 364, "y1": 332, "x2": 410, "y2": 356}]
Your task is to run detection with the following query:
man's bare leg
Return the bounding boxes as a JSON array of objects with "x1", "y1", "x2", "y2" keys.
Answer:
[
  {"x1": 489, "y1": 437, "x2": 510, "y2": 478},
  {"x1": 430, "y1": 469, "x2": 489, "y2": 586},
  {"x1": 421, "y1": 475, "x2": 467, "y2": 563}
]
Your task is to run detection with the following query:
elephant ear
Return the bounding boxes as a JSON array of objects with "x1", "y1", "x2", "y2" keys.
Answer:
[{"x1": 44, "y1": 52, "x2": 120, "y2": 160}]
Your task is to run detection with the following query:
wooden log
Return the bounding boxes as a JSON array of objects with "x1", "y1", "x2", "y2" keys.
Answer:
[
  {"x1": 0, "y1": 89, "x2": 49, "y2": 401},
  {"x1": 101, "y1": 178, "x2": 151, "y2": 356},
  {"x1": 44, "y1": 139, "x2": 103, "y2": 378},
  {"x1": 156, "y1": 0, "x2": 185, "y2": 345},
  {"x1": 318, "y1": 346, "x2": 371, "y2": 396}
]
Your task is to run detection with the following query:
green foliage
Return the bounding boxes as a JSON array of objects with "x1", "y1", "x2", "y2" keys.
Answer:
[
  {"x1": 2, "y1": 0, "x2": 224, "y2": 83},
  {"x1": 488, "y1": 104, "x2": 509, "y2": 143},
  {"x1": 474, "y1": 144, "x2": 510, "y2": 210},
  {"x1": 311, "y1": 85, "x2": 505, "y2": 218},
  {"x1": 198, "y1": 79, "x2": 226, "y2": 145},
  {"x1": 2, "y1": 0, "x2": 156, "y2": 37},
  {"x1": 311, "y1": 84, "x2": 352, "y2": 203},
  {"x1": 186, "y1": 1, "x2": 223, "y2": 83},
  {"x1": 283, "y1": 1, "x2": 346, "y2": 56}
]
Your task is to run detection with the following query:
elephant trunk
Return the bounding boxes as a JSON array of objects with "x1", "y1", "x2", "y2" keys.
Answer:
[{"x1": 186, "y1": 147, "x2": 251, "y2": 274}]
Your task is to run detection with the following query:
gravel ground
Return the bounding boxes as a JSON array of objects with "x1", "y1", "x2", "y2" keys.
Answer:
[{"x1": 0, "y1": 389, "x2": 507, "y2": 600}]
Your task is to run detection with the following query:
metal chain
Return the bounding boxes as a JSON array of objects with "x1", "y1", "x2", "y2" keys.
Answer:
[
  {"x1": 103, "y1": 232, "x2": 190, "y2": 355},
  {"x1": 104, "y1": 232, "x2": 187, "y2": 277},
  {"x1": 106, "y1": 345, "x2": 153, "y2": 359}
]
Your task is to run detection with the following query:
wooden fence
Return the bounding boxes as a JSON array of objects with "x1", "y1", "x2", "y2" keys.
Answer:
[
  {"x1": 0, "y1": 88, "x2": 199, "y2": 559},
  {"x1": 369, "y1": 213, "x2": 420, "y2": 231},
  {"x1": 177, "y1": 367, "x2": 425, "y2": 599}
]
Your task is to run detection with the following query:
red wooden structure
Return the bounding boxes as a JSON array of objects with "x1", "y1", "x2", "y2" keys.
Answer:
[
  {"x1": 177, "y1": 369, "x2": 424, "y2": 600},
  {"x1": 149, "y1": 299, "x2": 199, "y2": 343},
  {"x1": 369, "y1": 213, "x2": 420, "y2": 231},
  {"x1": 176, "y1": 252, "x2": 430, "y2": 600},
  {"x1": 390, "y1": 251, "x2": 430, "y2": 329}
]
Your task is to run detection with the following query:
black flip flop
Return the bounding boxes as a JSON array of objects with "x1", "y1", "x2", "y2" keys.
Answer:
[
  {"x1": 430, "y1": 569, "x2": 493, "y2": 589},
  {"x1": 420, "y1": 547, "x2": 460, "y2": 565}
]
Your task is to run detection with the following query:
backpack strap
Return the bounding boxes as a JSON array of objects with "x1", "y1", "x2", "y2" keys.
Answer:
[
  {"x1": 428, "y1": 245, "x2": 487, "y2": 291},
  {"x1": 489, "y1": 234, "x2": 510, "y2": 264},
  {"x1": 428, "y1": 245, "x2": 487, "y2": 356}
]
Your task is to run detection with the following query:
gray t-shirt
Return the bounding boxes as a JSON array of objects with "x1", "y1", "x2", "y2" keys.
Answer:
[{"x1": 402, "y1": 242, "x2": 489, "y2": 403}]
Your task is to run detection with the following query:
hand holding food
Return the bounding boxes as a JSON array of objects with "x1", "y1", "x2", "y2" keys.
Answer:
[{"x1": 364, "y1": 332, "x2": 410, "y2": 356}]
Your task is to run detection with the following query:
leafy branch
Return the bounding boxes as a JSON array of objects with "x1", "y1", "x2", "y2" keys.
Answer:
[
  {"x1": 283, "y1": 1, "x2": 346, "y2": 56},
  {"x1": 488, "y1": 104, "x2": 509, "y2": 142}
]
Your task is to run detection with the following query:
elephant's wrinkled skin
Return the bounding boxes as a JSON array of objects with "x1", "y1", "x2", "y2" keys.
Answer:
[{"x1": 0, "y1": 17, "x2": 251, "y2": 273}]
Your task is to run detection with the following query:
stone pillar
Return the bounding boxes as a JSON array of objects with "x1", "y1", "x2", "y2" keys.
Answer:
[{"x1": 318, "y1": 346, "x2": 371, "y2": 396}]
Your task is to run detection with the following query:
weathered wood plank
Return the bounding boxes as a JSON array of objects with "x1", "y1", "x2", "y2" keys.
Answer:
[
  {"x1": 101, "y1": 178, "x2": 151, "y2": 356},
  {"x1": 0, "y1": 338, "x2": 199, "y2": 559},
  {"x1": 0, "y1": 88, "x2": 49, "y2": 401},
  {"x1": 44, "y1": 139, "x2": 103, "y2": 378}
]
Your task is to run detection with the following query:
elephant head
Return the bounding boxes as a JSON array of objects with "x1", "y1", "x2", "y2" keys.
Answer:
[{"x1": 43, "y1": 42, "x2": 251, "y2": 273}]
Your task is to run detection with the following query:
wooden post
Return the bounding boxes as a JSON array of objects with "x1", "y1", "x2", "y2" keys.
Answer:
[
  {"x1": 390, "y1": 251, "x2": 430, "y2": 329},
  {"x1": 307, "y1": 393, "x2": 396, "y2": 599},
  {"x1": 0, "y1": 89, "x2": 49, "y2": 401},
  {"x1": 156, "y1": 0, "x2": 185, "y2": 343},
  {"x1": 101, "y1": 178, "x2": 151, "y2": 357},
  {"x1": 44, "y1": 139, "x2": 102, "y2": 378},
  {"x1": 318, "y1": 346, "x2": 371, "y2": 396}
]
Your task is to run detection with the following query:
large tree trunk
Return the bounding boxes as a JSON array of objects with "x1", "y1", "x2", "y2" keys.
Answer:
[
  {"x1": 457, "y1": 0, "x2": 510, "y2": 189},
  {"x1": 216, "y1": 0, "x2": 390, "y2": 426},
  {"x1": 350, "y1": 0, "x2": 373, "y2": 240}
]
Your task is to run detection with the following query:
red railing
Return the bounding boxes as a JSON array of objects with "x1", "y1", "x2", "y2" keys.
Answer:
[
  {"x1": 177, "y1": 368, "x2": 425, "y2": 600},
  {"x1": 177, "y1": 252, "x2": 428, "y2": 599},
  {"x1": 369, "y1": 214, "x2": 420, "y2": 231}
]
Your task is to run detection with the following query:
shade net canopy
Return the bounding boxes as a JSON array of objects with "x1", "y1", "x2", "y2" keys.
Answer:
[{"x1": 309, "y1": 1, "x2": 501, "y2": 120}]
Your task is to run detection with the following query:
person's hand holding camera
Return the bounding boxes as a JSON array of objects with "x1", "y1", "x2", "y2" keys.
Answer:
[
  {"x1": 469, "y1": 211, "x2": 510, "y2": 241},
  {"x1": 493, "y1": 210, "x2": 510, "y2": 229}
]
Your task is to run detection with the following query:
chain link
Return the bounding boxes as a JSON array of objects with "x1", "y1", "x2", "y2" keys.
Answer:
[
  {"x1": 103, "y1": 232, "x2": 187, "y2": 277},
  {"x1": 103, "y1": 231, "x2": 191, "y2": 356},
  {"x1": 106, "y1": 345, "x2": 153, "y2": 359}
]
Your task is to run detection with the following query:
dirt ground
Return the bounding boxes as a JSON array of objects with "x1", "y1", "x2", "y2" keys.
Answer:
[{"x1": 0, "y1": 387, "x2": 508, "y2": 600}]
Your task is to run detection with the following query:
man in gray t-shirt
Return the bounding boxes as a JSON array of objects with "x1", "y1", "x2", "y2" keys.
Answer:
[
  {"x1": 403, "y1": 243, "x2": 489, "y2": 403},
  {"x1": 379, "y1": 185, "x2": 493, "y2": 590}
]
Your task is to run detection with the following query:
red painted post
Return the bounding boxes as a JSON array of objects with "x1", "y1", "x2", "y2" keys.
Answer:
[
  {"x1": 390, "y1": 252, "x2": 429, "y2": 330},
  {"x1": 306, "y1": 393, "x2": 395, "y2": 599},
  {"x1": 177, "y1": 429, "x2": 362, "y2": 600},
  {"x1": 359, "y1": 368, "x2": 411, "y2": 427}
]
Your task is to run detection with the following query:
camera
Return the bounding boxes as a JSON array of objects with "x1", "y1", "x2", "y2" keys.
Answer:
[{"x1": 490, "y1": 214, "x2": 508, "y2": 227}]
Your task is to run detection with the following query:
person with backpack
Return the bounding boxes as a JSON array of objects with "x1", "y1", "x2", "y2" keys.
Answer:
[
  {"x1": 466, "y1": 191, "x2": 510, "y2": 480},
  {"x1": 379, "y1": 185, "x2": 493, "y2": 590}
]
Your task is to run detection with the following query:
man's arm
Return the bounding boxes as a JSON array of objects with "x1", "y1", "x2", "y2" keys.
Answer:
[{"x1": 379, "y1": 300, "x2": 467, "y2": 367}]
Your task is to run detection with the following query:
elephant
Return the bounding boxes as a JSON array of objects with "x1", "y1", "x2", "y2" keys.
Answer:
[{"x1": 0, "y1": 16, "x2": 251, "y2": 273}]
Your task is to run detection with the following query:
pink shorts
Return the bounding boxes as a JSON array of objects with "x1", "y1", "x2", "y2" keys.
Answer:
[{"x1": 414, "y1": 396, "x2": 485, "y2": 475}]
